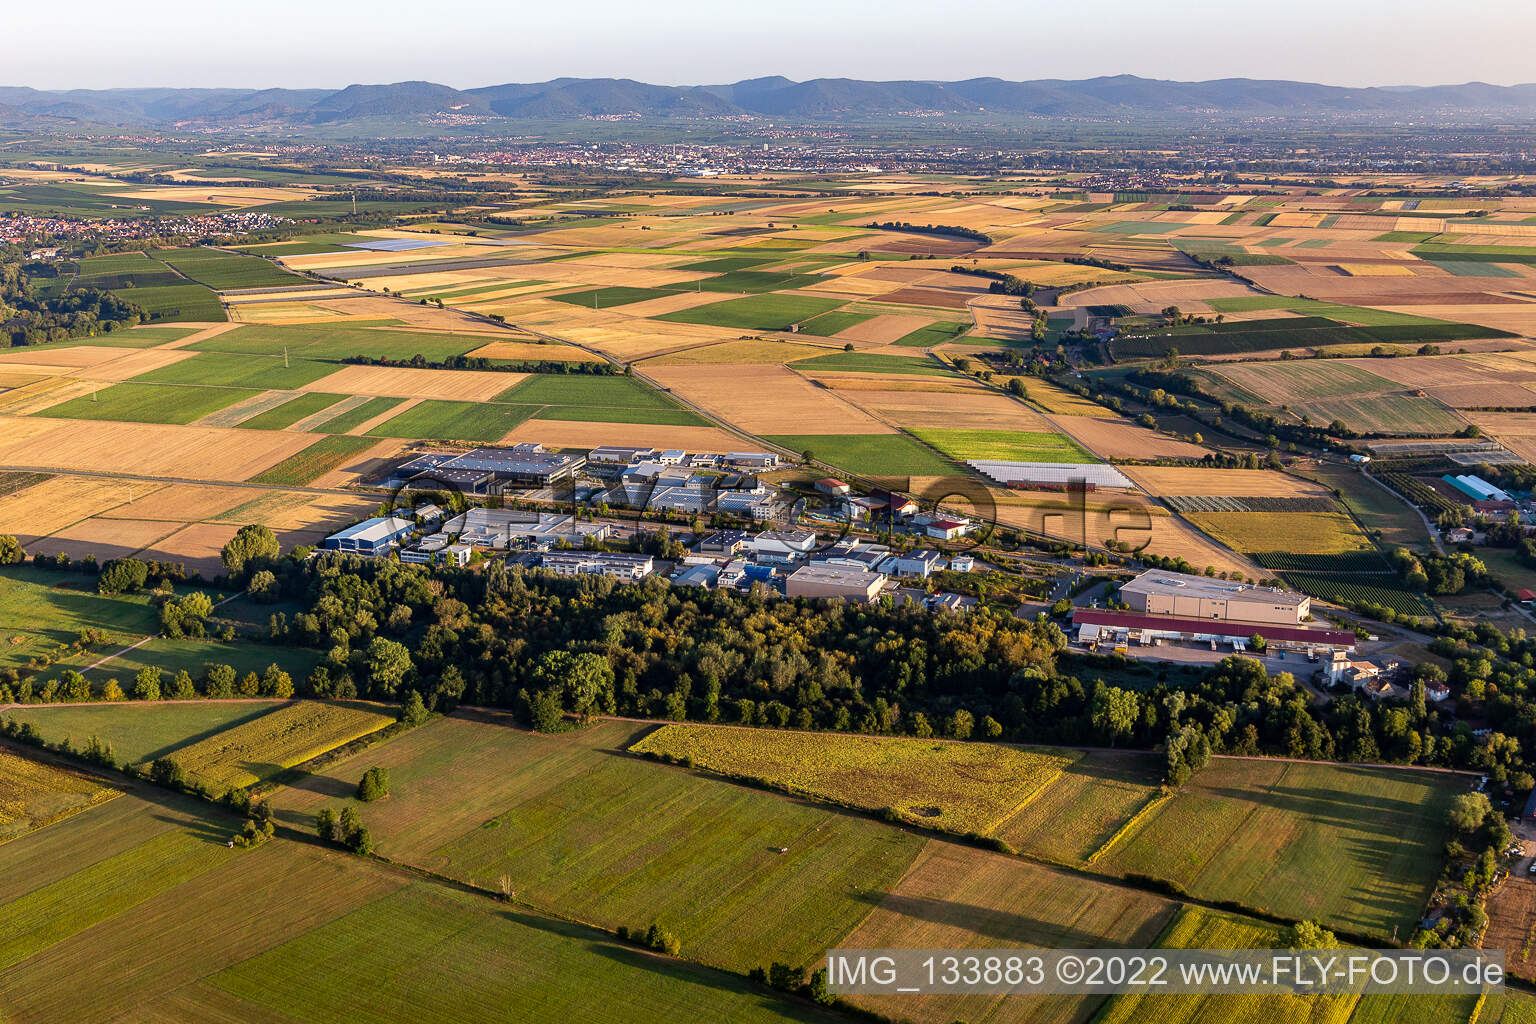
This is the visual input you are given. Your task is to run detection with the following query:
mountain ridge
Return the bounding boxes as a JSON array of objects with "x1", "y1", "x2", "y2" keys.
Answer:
[{"x1": 3, "y1": 75, "x2": 1536, "y2": 128}]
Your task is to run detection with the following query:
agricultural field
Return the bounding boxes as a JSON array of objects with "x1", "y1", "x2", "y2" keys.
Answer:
[
  {"x1": 1180, "y1": 509, "x2": 1375, "y2": 558},
  {"x1": 910, "y1": 428, "x2": 1093, "y2": 463},
  {"x1": 629, "y1": 723, "x2": 1076, "y2": 834},
  {"x1": 34, "y1": 381, "x2": 260, "y2": 424},
  {"x1": 75, "y1": 251, "x2": 226, "y2": 322},
  {"x1": 0, "y1": 748, "x2": 117, "y2": 843},
  {"x1": 153, "y1": 247, "x2": 308, "y2": 290},
  {"x1": 6, "y1": 702, "x2": 299, "y2": 766},
  {"x1": 249, "y1": 435, "x2": 385, "y2": 485},
  {"x1": 163, "y1": 700, "x2": 394, "y2": 791},
  {"x1": 655, "y1": 293, "x2": 844, "y2": 330},
  {"x1": 1097, "y1": 758, "x2": 1460, "y2": 939},
  {"x1": 269, "y1": 716, "x2": 925, "y2": 973},
  {"x1": 766, "y1": 433, "x2": 961, "y2": 476},
  {"x1": 0, "y1": 567, "x2": 158, "y2": 670}
]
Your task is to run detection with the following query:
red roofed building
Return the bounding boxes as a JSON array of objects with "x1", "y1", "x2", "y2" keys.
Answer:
[
  {"x1": 815, "y1": 478, "x2": 851, "y2": 497},
  {"x1": 1070, "y1": 608, "x2": 1356, "y2": 652},
  {"x1": 1518, "y1": 589, "x2": 1536, "y2": 605}
]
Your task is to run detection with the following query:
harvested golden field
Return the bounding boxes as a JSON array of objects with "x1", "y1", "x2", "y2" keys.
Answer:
[
  {"x1": 0, "y1": 379, "x2": 102, "y2": 416},
  {"x1": 35, "y1": 517, "x2": 181, "y2": 563},
  {"x1": 0, "y1": 474, "x2": 149, "y2": 542},
  {"x1": 70, "y1": 349, "x2": 201, "y2": 383},
  {"x1": 1054, "y1": 416, "x2": 1210, "y2": 459},
  {"x1": 1376, "y1": 303, "x2": 1536, "y2": 336},
  {"x1": 991, "y1": 493, "x2": 1253, "y2": 574},
  {"x1": 613, "y1": 291, "x2": 741, "y2": 318},
  {"x1": 1423, "y1": 382, "x2": 1536, "y2": 408},
  {"x1": 629, "y1": 723, "x2": 1075, "y2": 834},
  {"x1": 842, "y1": 841, "x2": 1176, "y2": 1024},
  {"x1": 643, "y1": 363, "x2": 895, "y2": 434},
  {"x1": 1183, "y1": 510, "x2": 1372, "y2": 556},
  {"x1": 167, "y1": 701, "x2": 395, "y2": 791},
  {"x1": 0, "y1": 345, "x2": 135, "y2": 370},
  {"x1": 462, "y1": 340, "x2": 600, "y2": 362},
  {"x1": 91, "y1": 484, "x2": 249, "y2": 522},
  {"x1": 829, "y1": 313, "x2": 937, "y2": 345},
  {"x1": 1019, "y1": 378, "x2": 1106, "y2": 416},
  {"x1": 108, "y1": 185, "x2": 314, "y2": 207},
  {"x1": 0, "y1": 416, "x2": 318, "y2": 483},
  {"x1": 1337, "y1": 263, "x2": 1416, "y2": 277},
  {"x1": 645, "y1": 339, "x2": 832, "y2": 365},
  {"x1": 1123, "y1": 466, "x2": 1330, "y2": 497},
  {"x1": 131, "y1": 521, "x2": 241, "y2": 576},
  {"x1": 301, "y1": 365, "x2": 525, "y2": 402},
  {"x1": 845, "y1": 388, "x2": 1052, "y2": 431},
  {"x1": 211, "y1": 490, "x2": 378, "y2": 532},
  {"x1": 0, "y1": 749, "x2": 118, "y2": 843},
  {"x1": 505, "y1": 419, "x2": 748, "y2": 453}
]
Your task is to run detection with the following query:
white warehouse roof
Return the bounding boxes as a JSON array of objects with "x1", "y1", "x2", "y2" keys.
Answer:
[{"x1": 968, "y1": 461, "x2": 1134, "y2": 488}]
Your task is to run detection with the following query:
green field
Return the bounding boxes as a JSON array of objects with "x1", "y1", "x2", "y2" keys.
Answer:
[
  {"x1": 268, "y1": 717, "x2": 925, "y2": 973},
  {"x1": 210, "y1": 883, "x2": 843, "y2": 1024},
  {"x1": 32, "y1": 381, "x2": 260, "y2": 424},
  {"x1": 83, "y1": 636, "x2": 323, "y2": 685},
  {"x1": 630, "y1": 724, "x2": 1076, "y2": 834},
  {"x1": 1097, "y1": 906, "x2": 1354, "y2": 1024},
  {"x1": 893, "y1": 321, "x2": 969, "y2": 347},
  {"x1": 1411, "y1": 243, "x2": 1536, "y2": 265},
  {"x1": 249, "y1": 435, "x2": 383, "y2": 485},
  {"x1": 312, "y1": 395, "x2": 403, "y2": 433},
  {"x1": 234, "y1": 391, "x2": 348, "y2": 430},
  {"x1": 766, "y1": 433, "x2": 961, "y2": 476},
  {"x1": 133, "y1": 351, "x2": 335, "y2": 390},
  {"x1": 6, "y1": 702, "x2": 283, "y2": 765},
  {"x1": 364, "y1": 400, "x2": 535, "y2": 442},
  {"x1": 698, "y1": 270, "x2": 826, "y2": 293},
  {"x1": 188, "y1": 324, "x2": 489, "y2": 362},
  {"x1": 0, "y1": 568, "x2": 158, "y2": 669},
  {"x1": 790, "y1": 351, "x2": 957, "y2": 377},
  {"x1": 153, "y1": 247, "x2": 306, "y2": 290},
  {"x1": 911, "y1": 428, "x2": 1094, "y2": 463},
  {"x1": 496, "y1": 374, "x2": 706, "y2": 424},
  {"x1": 74, "y1": 252, "x2": 226, "y2": 322},
  {"x1": 796, "y1": 310, "x2": 877, "y2": 336},
  {"x1": 550, "y1": 286, "x2": 680, "y2": 309},
  {"x1": 655, "y1": 293, "x2": 843, "y2": 331},
  {"x1": 1098, "y1": 759, "x2": 1458, "y2": 939}
]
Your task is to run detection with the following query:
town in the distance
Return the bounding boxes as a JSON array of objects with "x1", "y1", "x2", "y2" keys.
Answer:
[{"x1": 5, "y1": 58, "x2": 1536, "y2": 1024}]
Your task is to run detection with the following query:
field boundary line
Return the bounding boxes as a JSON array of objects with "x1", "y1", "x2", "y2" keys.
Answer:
[{"x1": 1085, "y1": 790, "x2": 1173, "y2": 866}]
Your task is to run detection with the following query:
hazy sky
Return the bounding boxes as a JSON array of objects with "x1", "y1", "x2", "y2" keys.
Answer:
[{"x1": 9, "y1": 0, "x2": 1536, "y2": 90}]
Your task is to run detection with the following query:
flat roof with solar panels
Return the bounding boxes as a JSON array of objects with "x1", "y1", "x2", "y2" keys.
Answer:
[
  {"x1": 968, "y1": 461, "x2": 1134, "y2": 488},
  {"x1": 391, "y1": 446, "x2": 585, "y2": 492}
]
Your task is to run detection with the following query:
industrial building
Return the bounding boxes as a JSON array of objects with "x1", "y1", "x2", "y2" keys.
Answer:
[
  {"x1": 323, "y1": 516, "x2": 415, "y2": 556},
  {"x1": 390, "y1": 444, "x2": 585, "y2": 493},
  {"x1": 540, "y1": 551, "x2": 655, "y2": 581},
  {"x1": 445, "y1": 509, "x2": 610, "y2": 549},
  {"x1": 786, "y1": 564, "x2": 884, "y2": 603},
  {"x1": 1071, "y1": 609, "x2": 1355, "y2": 655},
  {"x1": 747, "y1": 529, "x2": 817, "y2": 561},
  {"x1": 1118, "y1": 570, "x2": 1309, "y2": 625},
  {"x1": 1442, "y1": 474, "x2": 1513, "y2": 504}
]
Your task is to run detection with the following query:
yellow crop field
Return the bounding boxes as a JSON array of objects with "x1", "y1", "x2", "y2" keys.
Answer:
[
  {"x1": 0, "y1": 749, "x2": 118, "y2": 843},
  {"x1": 166, "y1": 701, "x2": 395, "y2": 792},
  {"x1": 629, "y1": 723, "x2": 1076, "y2": 835}
]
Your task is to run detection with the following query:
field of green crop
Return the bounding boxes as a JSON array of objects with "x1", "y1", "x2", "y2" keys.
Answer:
[
  {"x1": 1097, "y1": 906, "x2": 1354, "y2": 1024},
  {"x1": 210, "y1": 883, "x2": 844, "y2": 1024},
  {"x1": 893, "y1": 321, "x2": 969, "y2": 347},
  {"x1": 234, "y1": 391, "x2": 348, "y2": 430},
  {"x1": 74, "y1": 252, "x2": 226, "y2": 322},
  {"x1": 85, "y1": 636, "x2": 323, "y2": 685},
  {"x1": 551, "y1": 286, "x2": 680, "y2": 308},
  {"x1": 790, "y1": 351, "x2": 956, "y2": 376},
  {"x1": 33, "y1": 382, "x2": 260, "y2": 424},
  {"x1": 166, "y1": 700, "x2": 394, "y2": 791},
  {"x1": 656, "y1": 293, "x2": 843, "y2": 330},
  {"x1": 766, "y1": 433, "x2": 961, "y2": 476},
  {"x1": 153, "y1": 247, "x2": 306, "y2": 290},
  {"x1": 5, "y1": 702, "x2": 285, "y2": 765},
  {"x1": 911, "y1": 428, "x2": 1093, "y2": 463},
  {"x1": 1098, "y1": 759, "x2": 1458, "y2": 939},
  {"x1": 364, "y1": 399, "x2": 535, "y2": 442},
  {"x1": 268, "y1": 717, "x2": 924, "y2": 973},
  {"x1": 993, "y1": 751, "x2": 1164, "y2": 864},
  {"x1": 188, "y1": 324, "x2": 488, "y2": 362},
  {"x1": 796, "y1": 310, "x2": 877, "y2": 336},
  {"x1": 496, "y1": 374, "x2": 707, "y2": 425},
  {"x1": 630, "y1": 723, "x2": 1076, "y2": 834},
  {"x1": 248, "y1": 434, "x2": 384, "y2": 485},
  {"x1": 310, "y1": 395, "x2": 402, "y2": 433},
  {"x1": 133, "y1": 351, "x2": 334, "y2": 390}
]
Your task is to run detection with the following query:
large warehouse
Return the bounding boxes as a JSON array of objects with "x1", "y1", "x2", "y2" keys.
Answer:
[
  {"x1": 389, "y1": 443, "x2": 585, "y2": 494},
  {"x1": 1118, "y1": 570, "x2": 1309, "y2": 625}
]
